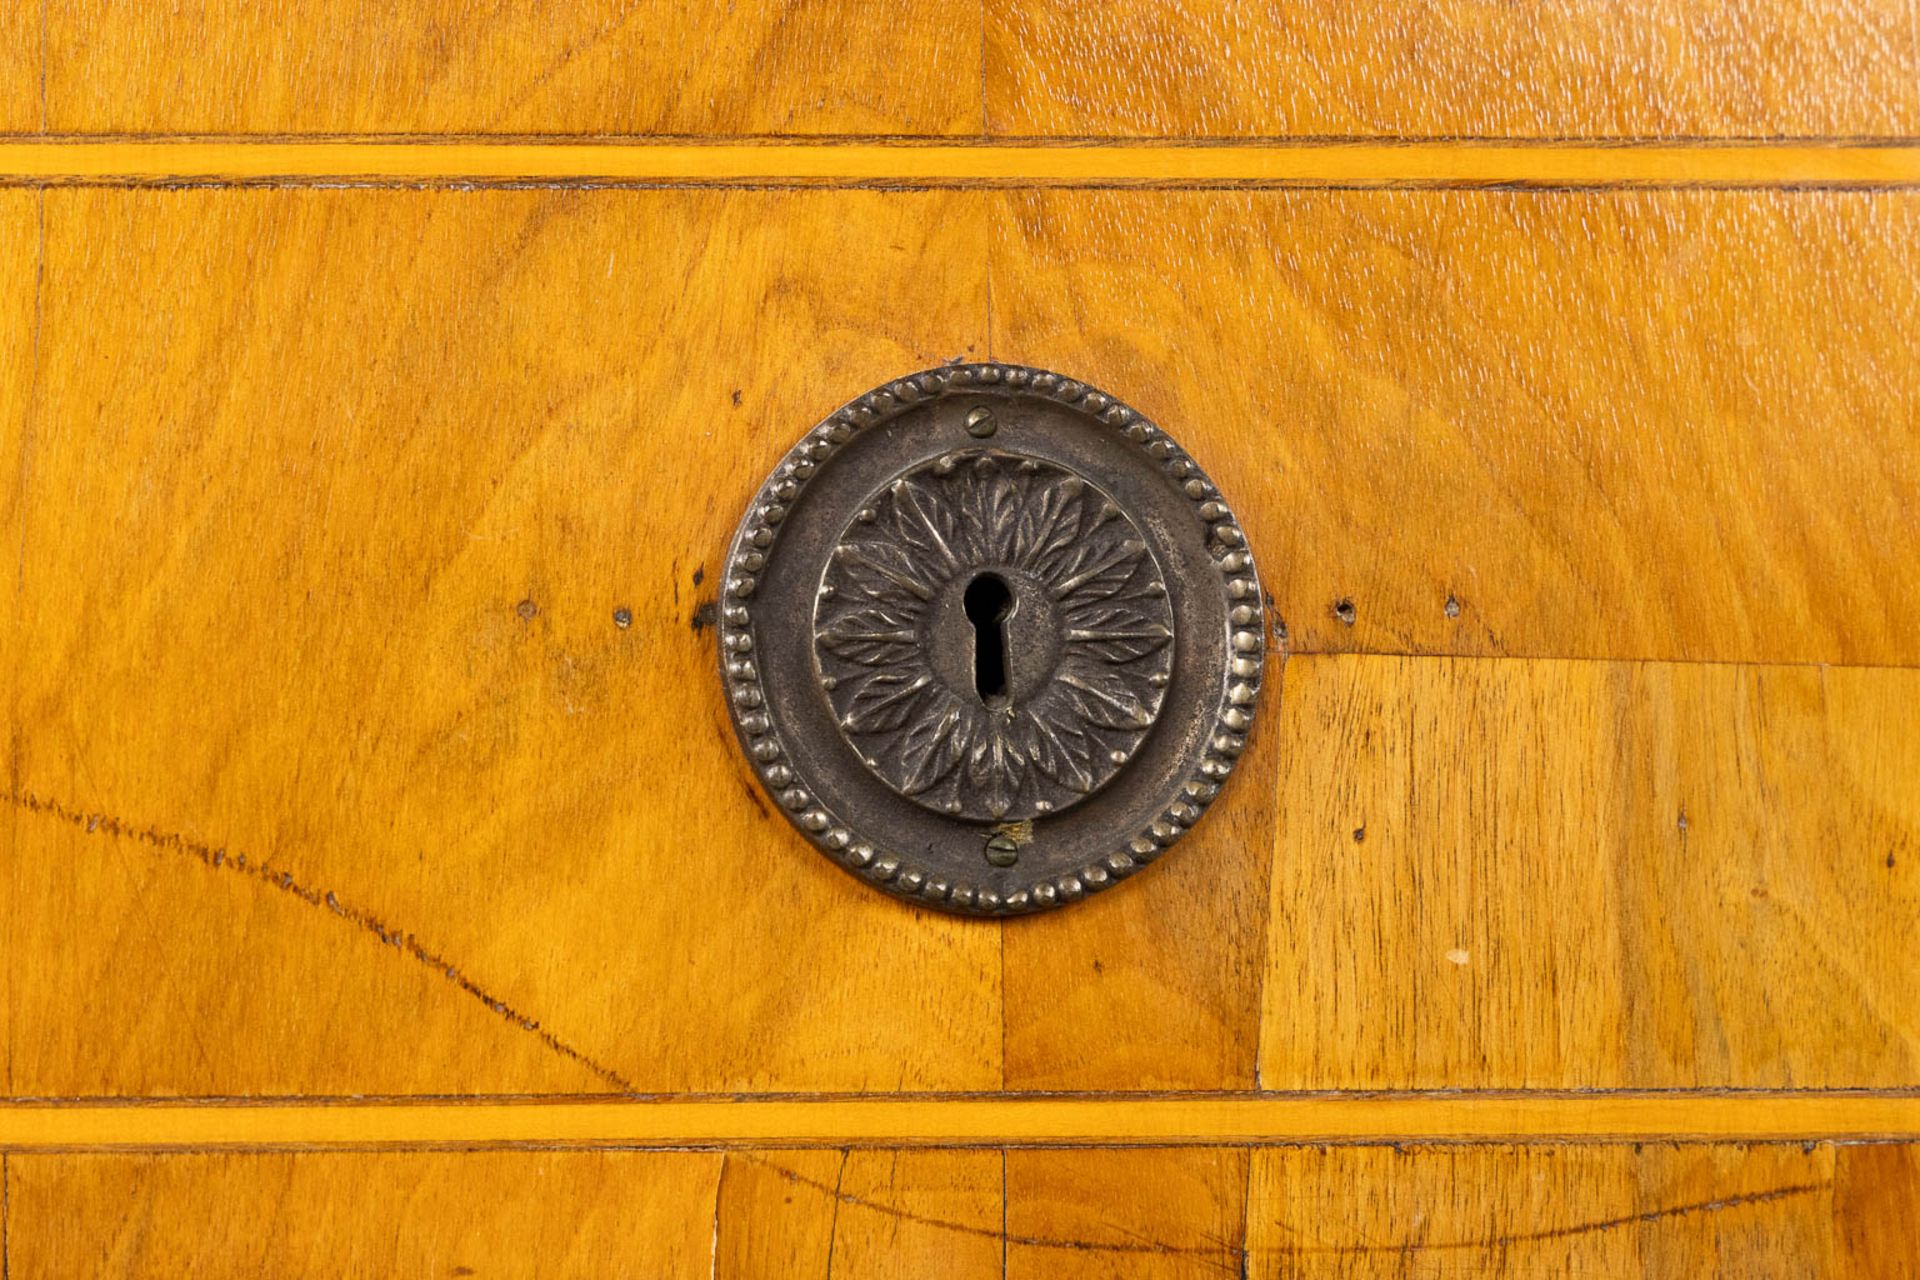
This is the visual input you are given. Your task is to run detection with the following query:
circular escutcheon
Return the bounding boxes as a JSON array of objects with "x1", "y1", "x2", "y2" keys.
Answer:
[{"x1": 719, "y1": 364, "x2": 1265, "y2": 916}]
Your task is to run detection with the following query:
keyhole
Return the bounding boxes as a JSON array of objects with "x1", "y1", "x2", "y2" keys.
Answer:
[{"x1": 963, "y1": 573, "x2": 1013, "y2": 704}]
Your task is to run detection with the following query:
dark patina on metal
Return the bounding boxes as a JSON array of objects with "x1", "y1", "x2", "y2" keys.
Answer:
[{"x1": 719, "y1": 364, "x2": 1265, "y2": 916}]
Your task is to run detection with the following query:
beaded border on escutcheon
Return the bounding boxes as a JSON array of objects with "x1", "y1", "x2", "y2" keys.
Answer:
[{"x1": 718, "y1": 363, "x2": 1265, "y2": 917}]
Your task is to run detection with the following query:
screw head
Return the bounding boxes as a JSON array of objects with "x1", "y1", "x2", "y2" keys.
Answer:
[
  {"x1": 984, "y1": 833, "x2": 1020, "y2": 867},
  {"x1": 965, "y1": 407, "x2": 997, "y2": 438}
]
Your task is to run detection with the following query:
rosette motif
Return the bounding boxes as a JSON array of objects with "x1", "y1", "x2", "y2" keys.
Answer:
[{"x1": 814, "y1": 452, "x2": 1175, "y2": 820}]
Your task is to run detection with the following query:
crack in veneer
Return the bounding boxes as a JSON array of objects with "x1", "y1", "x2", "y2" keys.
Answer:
[{"x1": 3, "y1": 788, "x2": 637, "y2": 1095}]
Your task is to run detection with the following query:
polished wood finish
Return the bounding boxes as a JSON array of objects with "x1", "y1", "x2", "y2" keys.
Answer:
[
  {"x1": 993, "y1": 190, "x2": 1920, "y2": 664},
  {"x1": 1266, "y1": 656, "x2": 1920, "y2": 1089},
  {"x1": 7, "y1": 140, "x2": 1920, "y2": 186},
  {"x1": 4, "y1": 1094, "x2": 1920, "y2": 1148},
  {"x1": 0, "y1": 8, "x2": 35, "y2": 134},
  {"x1": 8, "y1": 188, "x2": 996, "y2": 1098},
  {"x1": 16, "y1": 2, "x2": 1919, "y2": 139},
  {"x1": 18, "y1": 177, "x2": 1910, "y2": 1093},
  {"x1": 9, "y1": 1152, "x2": 726, "y2": 1277},
  {"x1": 7, "y1": 1, "x2": 1920, "y2": 1271},
  {"x1": 1244, "y1": 1142, "x2": 1910, "y2": 1276},
  {"x1": 35, "y1": 1, "x2": 979, "y2": 136},
  {"x1": 988, "y1": 0, "x2": 1920, "y2": 139},
  {"x1": 9, "y1": 1143, "x2": 1913, "y2": 1276}
]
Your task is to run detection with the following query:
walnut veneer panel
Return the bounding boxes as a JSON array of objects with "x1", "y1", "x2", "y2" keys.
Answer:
[
  {"x1": 7, "y1": 188, "x2": 997, "y2": 1096},
  {"x1": 987, "y1": 1, "x2": 1920, "y2": 139},
  {"x1": 991, "y1": 190, "x2": 1920, "y2": 665},
  {"x1": 10, "y1": 1143, "x2": 1912, "y2": 1275},
  {"x1": 1264, "y1": 655, "x2": 1920, "y2": 1089},
  {"x1": 43, "y1": 0, "x2": 978, "y2": 135}
]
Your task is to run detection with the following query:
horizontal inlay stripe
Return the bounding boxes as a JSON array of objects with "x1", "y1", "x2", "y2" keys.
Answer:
[
  {"x1": 0, "y1": 141, "x2": 1916, "y2": 187},
  {"x1": 2, "y1": 1094, "x2": 1917, "y2": 1150}
]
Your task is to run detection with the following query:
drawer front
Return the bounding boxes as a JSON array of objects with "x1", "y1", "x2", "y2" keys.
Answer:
[{"x1": 4, "y1": 5, "x2": 1919, "y2": 1274}]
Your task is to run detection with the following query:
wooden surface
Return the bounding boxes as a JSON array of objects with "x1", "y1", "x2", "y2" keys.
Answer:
[
  {"x1": 11, "y1": 2, "x2": 1920, "y2": 138},
  {"x1": 993, "y1": 189, "x2": 1920, "y2": 664},
  {"x1": 33, "y1": 1, "x2": 980, "y2": 136},
  {"x1": 8, "y1": 188, "x2": 1916, "y2": 1104},
  {"x1": 1267, "y1": 657, "x2": 1920, "y2": 1089},
  {"x1": 987, "y1": 1, "x2": 1920, "y2": 139},
  {"x1": 0, "y1": 5, "x2": 34, "y2": 134},
  {"x1": 1243, "y1": 1142, "x2": 1913, "y2": 1276},
  {"x1": 9, "y1": 140, "x2": 1920, "y2": 186},
  {"x1": 8, "y1": 1143, "x2": 1915, "y2": 1277},
  {"x1": 6, "y1": 1094, "x2": 1920, "y2": 1148},
  {"x1": 6, "y1": 1, "x2": 1920, "y2": 1274},
  {"x1": 9, "y1": 188, "x2": 998, "y2": 1098}
]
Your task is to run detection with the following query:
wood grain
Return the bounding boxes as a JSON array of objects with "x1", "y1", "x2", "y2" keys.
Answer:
[
  {"x1": 39, "y1": 1, "x2": 978, "y2": 136},
  {"x1": 1000, "y1": 691, "x2": 1276, "y2": 1090},
  {"x1": 988, "y1": 0, "x2": 1920, "y2": 139},
  {"x1": 1264, "y1": 655, "x2": 1920, "y2": 1090},
  {"x1": 1, "y1": 190, "x2": 35, "y2": 1094},
  {"x1": 27, "y1": 2, "x2": 1920, "y2": 141},
  {"x1": 1243, "y1": 1142, "x2": 1871, "y2": 1276},
  {"x1": 711, "y1": 1149, "x2": 849, "y2": 1276},
  {"x1": 799, "y1": 1150, "x2": 1003, "y2": 1277},
  {"x1": 1835, "y1": 1142, "x2": 1920, "y2": 1275},
  {"x1": 7, "y1": 1150, "x2": 726, "y2": 1277},
  {"x1": 992, "y1": 189, "x2": 1920, "y2": 664},
  {"x1": 6, "y1": 187, "x2": 997, "y2": 1097},
  {"x1": 8, "y1": 0, "x2": 1920, "y2": 1267},
  {"x1": 5, "y1": 1093, "x2": 1919, "y2": 1148},
  {"x1": 717, "y1": 1149, "x2": 1006, "y2": 1278},
  {"x1": 9, "y1": 189, "x2": 1918, "y2": 1101},
  {"x1": 1006, "y1": 1147, "x2": 1247, "y2": 1278},
  {"x1": 9, "y1": 139, "x2": 1920, "y2": 187},
  {"x1": 0, "y1": 3, "x2": 32, "y2": 134},
  {"x1": 9, "y1": 1143, "x2": 1912, "y2": 1275}
]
